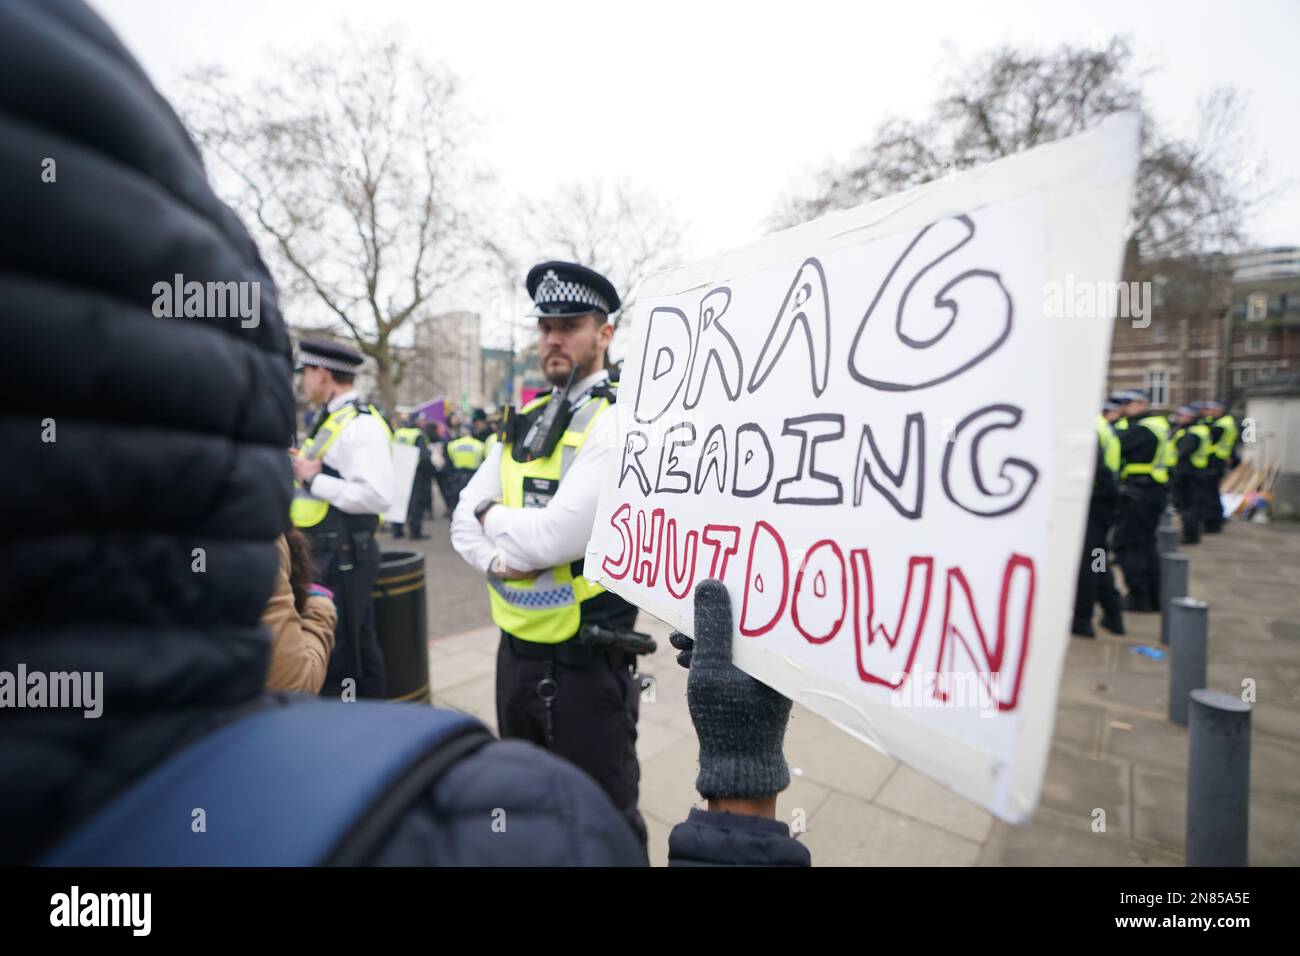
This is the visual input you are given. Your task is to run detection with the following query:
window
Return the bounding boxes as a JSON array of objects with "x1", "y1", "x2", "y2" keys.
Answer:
[
  {"x1": 1152, "y1": 275, "x2": 1168, "y2": 309},
  {"x1": 1247, "y1": 292, "x2": 1269, "y2": 321},
  {"x1": 1245, "y1": 334, "x2": 1268, "y2": 354},
  {"x1": 1151, "y1": 319, "x2": 1167, "y2": 342},
  {"x1": 1147, "y1": 369, "x2": 1168, "y2": 406}
]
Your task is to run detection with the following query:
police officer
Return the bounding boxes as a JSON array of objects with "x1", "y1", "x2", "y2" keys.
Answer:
[
  {"x1": 470, "y1": 408, "x2": 494, "y2": 443},
  {"x1": 392, "y1": 416, "x2": 435, "y2": 540},
  {"x1": 444, "y1": 427, "x2": 486, "y2": 514},
  {"x1": 291, "y1": 339, "x2": 396, "y2": 698},
  {"x1": 1169, "y1": 405, "x2": 1212, "y2": 545},
  {"x1": 1072, "y1": 401, "x2": 1125, "y2": 637},
  {"x1": 1112, "y1": 389, "x2": 1169, "y2": 613},
  {"x1": 1197, "y1": 399, "x2": 1238, "y2": 533},
  {"x1": 451, "y1": 261, "x2": 645, "y2": 848}
]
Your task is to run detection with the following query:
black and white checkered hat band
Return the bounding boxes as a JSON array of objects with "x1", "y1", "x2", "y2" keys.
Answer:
[
  {"x1": 300, "y1": 353, "x2": 358, "y2": 374},
  {"x1": 534, "y1": 274, "x2": 610, "y2": 313}
]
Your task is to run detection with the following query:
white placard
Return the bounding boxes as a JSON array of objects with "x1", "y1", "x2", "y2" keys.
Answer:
[
  {"x1": 383, "y1": 442, "x2": 420, "y2": 525},
  {"x1": 585, "y1": 115, "x2": 1140, "y2": 822}
]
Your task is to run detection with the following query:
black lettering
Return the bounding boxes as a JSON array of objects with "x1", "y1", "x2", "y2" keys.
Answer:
[
  {"x1": 694, "y1": 423, "x2": 728, "y2": 494},
  {"x1": 848, "y1": 215, "x2": 1012, "y2": 392},
  {"x1": 732, "y1": 423, "x2": 774, "y2": 498},
  {"x1": 654, "y1": 422, "x2": 695, "y2": 494},
  {"x1": 940, "y1": 403, "x2": 1039, "y2": 516},
  {"x1": 619, "y1": 429, "x2": 652, "y2": 495},
  {"x1": 774, "y1": 413, "x2": 844, "y2": 505},
  {"x1": 854, "y1": 413, "x2": 925, "y2": 518},
  {"x1": 632, "y1": 307, "x2": 691, "y2": 424},
  {"x1": 684, "y1": 287, "x2": 743, "y2": 408},
  {"x1": 747, "y1": 258, "x2": 831, "y2": 398}
]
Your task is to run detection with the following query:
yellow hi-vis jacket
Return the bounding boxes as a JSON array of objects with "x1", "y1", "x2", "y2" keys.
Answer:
[
  {"x1": 290, "y1": 402, "x2": 391, "y2": 528},
  {"x1": 1096, "y1": 414, "x2": 1121, "y2": 476},
  {"x1": 447, "y1": 435, "x2": 486, "y2": 470},
  {"x1": 1211, "y1": 414, "x2": 1238, "y2": 461},
  {"x1": 1168, "y1": 422, "x2": 1212, "y2": 470},
  {"x1": 485, "y1": 389, "x2": 614, "y2": 644},
  {"x1": 1117, "y1": 414, "x2": 1170, "y2": 484}
]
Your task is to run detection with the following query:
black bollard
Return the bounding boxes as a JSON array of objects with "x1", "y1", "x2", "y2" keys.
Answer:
[
  {"x1": 1157, "y1": 526, "x2": 1179, "y2": 558},
  {"x1": 1186, "y1": 689, "x2": 1251, "y2": 866},
  {"x1": 1169, "y1": 597, "x2": 1208, "y2": 726},
  {"x1": 1159, "y1": 553, "x2": 1189, "y2": 646}
]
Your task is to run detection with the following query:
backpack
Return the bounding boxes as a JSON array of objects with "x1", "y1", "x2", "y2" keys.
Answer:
[{"x1": 42, "y1": 699, "x2": 493, "y2": 866}]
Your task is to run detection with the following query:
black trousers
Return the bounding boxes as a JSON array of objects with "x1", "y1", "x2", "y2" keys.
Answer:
[
  {"x1": 1202, "y1": 462, "x2": 1225, "y2": 531},
  {"x1": 495, "y1": 633, "x2": 646, "y2": 852},
  {"x1": 310, "y1": 528, "x2": 387, "y2": 699},
  {"x1": 1172, "y1": 472, "x2": 1201, "y2": 543},
  {"x1": 1113, "y1": 480, "x2": 1166, "y2": 602},
  {"x1": 1073, "y1": 500, "x2": 1122, "y2": 625},
  {"x1": 405, "y1": 494, "x2": 428, "y2": 537}
]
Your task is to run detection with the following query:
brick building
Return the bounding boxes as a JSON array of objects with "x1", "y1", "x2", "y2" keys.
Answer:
[
  {"x1": 1106, "y1": 246, "x2": 1300, "y2": 413},
  {"x1": 1225, "y1": 247, "x2": 1300, "y2": 405}
]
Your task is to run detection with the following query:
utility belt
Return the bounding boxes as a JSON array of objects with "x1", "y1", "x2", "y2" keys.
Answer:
[
  {"x1": 305, "y1": 523, "x2": 377, "y2": 571},
  {"x1": 505, "y1": 625, "x2": 656, "y2": 669}
]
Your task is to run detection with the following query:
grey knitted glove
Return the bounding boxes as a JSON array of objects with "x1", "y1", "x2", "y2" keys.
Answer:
[{"x1": 669, "y1": 578, "x2": 793, "y2": 799}]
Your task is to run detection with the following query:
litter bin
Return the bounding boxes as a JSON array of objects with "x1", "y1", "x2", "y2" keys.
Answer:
[{"x1": 372, "y1": 551, "x2": 431, "y2": 704}]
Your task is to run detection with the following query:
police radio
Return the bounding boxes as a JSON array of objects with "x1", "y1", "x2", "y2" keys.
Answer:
[{"x1": 513, "y1": 367, "x2": 576, "y2": 463}]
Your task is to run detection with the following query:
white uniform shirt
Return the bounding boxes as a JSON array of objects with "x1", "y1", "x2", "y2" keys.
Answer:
[
  {"x1": 307, "y1": 389, "x2": 395, "y2": 517},
  {"x1": 451, "y1": 370, "x2": 617, "y2": 574}
]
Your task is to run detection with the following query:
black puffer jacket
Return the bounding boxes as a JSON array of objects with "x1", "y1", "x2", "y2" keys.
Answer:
[{"x1": 0, "y1": 0, "x2": 805, "y2": 867}]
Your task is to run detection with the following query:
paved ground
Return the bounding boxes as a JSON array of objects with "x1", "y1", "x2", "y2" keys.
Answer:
[{"x1": 389, "y1": 514, "x2": 1300, "y2": 867}]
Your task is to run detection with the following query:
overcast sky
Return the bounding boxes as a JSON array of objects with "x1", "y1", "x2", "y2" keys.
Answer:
[{"x1": 95, "y1": 0, "x2": 1298, "y2": 268}]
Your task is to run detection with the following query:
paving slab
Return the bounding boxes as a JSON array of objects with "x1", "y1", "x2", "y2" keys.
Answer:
[
  {"x1": 799, "y1": 792, "x2": 981, "y2": 867},
  {"x1": 1133, "y1": 767, "x2": 1300, "y2": 865},
  {"x1": 977, "y1": 806, "x2": 1181, "y2": 867},
  {"x1": 875, "y1": 764, "x2": 996, "y2": 843}
]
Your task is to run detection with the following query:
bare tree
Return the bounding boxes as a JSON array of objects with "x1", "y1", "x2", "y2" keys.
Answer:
[
  {"x1": 180, "y1": 29, "x2": 487, "y2": 412},
  {"x1": 515, "y1": 178, "x2": 686, "y2": 326},
  {"x1": 771, "y1": 38, "x2": 1271, "y2": 270}
]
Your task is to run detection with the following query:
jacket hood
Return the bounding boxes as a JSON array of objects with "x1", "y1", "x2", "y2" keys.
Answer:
[{"x1": 0, "y1": 0, "x2": 294, "y2": 859}]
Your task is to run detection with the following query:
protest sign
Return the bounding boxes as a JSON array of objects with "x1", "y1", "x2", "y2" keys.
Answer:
[
  {"x1": 383, "y1": 442, "x2": 420, "y2": 525},
  {"x1": 584, "y1": 115, "x2": 1140, "y2": 822}
]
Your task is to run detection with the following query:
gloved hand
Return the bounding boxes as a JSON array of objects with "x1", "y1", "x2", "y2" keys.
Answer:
[{"x1": 669, "y1": 578, "x2": 793, "y2": 800}]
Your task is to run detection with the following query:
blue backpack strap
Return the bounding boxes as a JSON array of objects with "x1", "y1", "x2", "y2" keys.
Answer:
[{"x1": 42, "y1": 699, "x2": 492, "y2": 866}]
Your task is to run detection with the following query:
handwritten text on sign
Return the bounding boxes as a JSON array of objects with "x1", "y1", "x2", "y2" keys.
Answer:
[{"x1": 597, "y1": 195, "x2": 1052, "y2": 749}]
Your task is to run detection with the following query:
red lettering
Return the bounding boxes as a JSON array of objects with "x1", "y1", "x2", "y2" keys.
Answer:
[
  {"x1": 633, "y1": 507, "x2": 666, "y2": 587},
  {"x1": 664, "y1": 519, "x2": 699, "y2": 600},
  {"x1": 601, "y1": 503, "x2": 634, "y2": 580},
  {"x1": 791, "y1": 539, "x2": 846, "y2": 644},
  {"x1": 700, "y1": 524, "x2": 741, "y2": 580},
  {"x1": 739, "y1": 521, "x2": 789, "y2": 637},
  {"x1": 851, "y1": 549, "x2": 933, "y2": 689},
  {"x1": 935, "y1": 554, "x2": 1035, "y2": 711}
]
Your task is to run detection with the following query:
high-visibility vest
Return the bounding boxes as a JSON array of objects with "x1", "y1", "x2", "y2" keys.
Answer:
[
  {"x1": 1211, "y1": 414, "x2": 1238, "y2": 461},
  {"x1": 1119, "y1": 415, "x2": 1169, "y2": 484},
  {"x1": 1096, "y1": 414, "x2": 1121, "y2": 475},
  {"x1": 1169, "y1": 423, "x2": 1212, "y2": 470},
  {"x1": 394, "y1": 427, "x2": 422, "y2": 446},
  {"x1": 485, "y1": 389, "x2": 614, "y2": 644},
  {"x1": 447, "y1": 435, "x2": 485, "y2": 470},
  {"x1": 290, "y1": 402, "x2": 391, "y2": 528}
]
